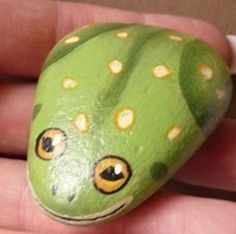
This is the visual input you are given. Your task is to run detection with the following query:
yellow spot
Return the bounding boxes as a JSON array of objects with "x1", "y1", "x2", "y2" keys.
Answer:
[
  {"x1": 62, "y1": 78, "x2": 78, "y2": 89},
  {"x1": 115, "y1": 108, "x2": 134, "y2": 130},
  {"x1": 215, "y1": 88, "x2": 225, "y2": 100},
  {"x1": 74, "y1": 113, "x2": 89, "y2": 132},
  {"x1": 167, "y1": 126, "x2": 182, "y2": 141},
  {"x1": 168, "y1": 35, "x2": 183, "y2": 41},
  {"x1": 116, "y1": 32, "x2": 129, "y2": 38},
  {"x1": 153, "y1": 65, "x2": 171, "y2": 78},
  {"x1": 199, "y1": 64, "x2": 213, "y2": 80},
  {"x1": 64, "y1": 36, "x2": 80, "y2": 44},
  {"x1": 109, "y1": 60, "x2": 123, "y2": 74}
]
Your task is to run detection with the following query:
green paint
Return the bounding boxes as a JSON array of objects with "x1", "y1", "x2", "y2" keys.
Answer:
[
  {"x1": 179, "y1": 40, "x2": 232, "y2": 133},
  {"x1": 150, "y1": 162, "x2": 168, "y2": 181},
  {"x1": 27, "y1": 23, "x2": 232, "y2": 225},
  {"x1": 94, "y1": 29, "x2": 162, "y2": 124},
  {"x1": 42, "y1": 23, "x2": 129, "y2": 71}
]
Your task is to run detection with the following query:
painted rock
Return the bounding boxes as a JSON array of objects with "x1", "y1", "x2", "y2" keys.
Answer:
[{"x1": 27, "y1": 23, "x2": 232, "y2": 225}]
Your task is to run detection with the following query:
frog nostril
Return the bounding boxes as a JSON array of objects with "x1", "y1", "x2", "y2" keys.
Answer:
[
  {"x1": 67, "y1": 194, "x2": 75, "y2": 202},
  {"x1": 51, "y1": 185, "x2": 75, "y2": 202},
  {"x1": 51, "y1": 185, "x2": 58, "y2": 196}
]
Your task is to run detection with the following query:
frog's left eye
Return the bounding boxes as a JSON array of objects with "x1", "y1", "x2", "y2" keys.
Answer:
[
  {"x1": 93, "y1": 156, "x2": 132, "y2": 194},
  {"x1": 35, "y1": 128, "x2": 67, "y2": 160}
]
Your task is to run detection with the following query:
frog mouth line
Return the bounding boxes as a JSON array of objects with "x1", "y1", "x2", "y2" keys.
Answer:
[{"x1": 44, "y1": 196, "x2": 133, "y2": 225}]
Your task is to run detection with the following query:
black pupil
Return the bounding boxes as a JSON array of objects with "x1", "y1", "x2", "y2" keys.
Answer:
[
  {"x1": 42, "y1": 137, "x2": 54, "y2": 152},
  {"x1": 100, "y1": 166, "x2": 124, "y2": 181}
]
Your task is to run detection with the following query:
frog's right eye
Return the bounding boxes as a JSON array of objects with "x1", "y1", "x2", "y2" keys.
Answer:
[
  {"x1": 93, "y1": 156, "x2": 132, "y2": 194},
  {"x1": 35, "y1": 128, "x2": 67, "y2": 160}
]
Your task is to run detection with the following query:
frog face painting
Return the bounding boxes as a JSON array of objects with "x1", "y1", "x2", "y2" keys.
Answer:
[{"x1": 27, "y1": 23, "x2": 232, "y2": 225}]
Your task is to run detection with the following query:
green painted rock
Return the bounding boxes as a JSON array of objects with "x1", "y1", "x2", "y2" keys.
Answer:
[{"x1": 28, "y1": 23, "x2": 232, "y2": 225}]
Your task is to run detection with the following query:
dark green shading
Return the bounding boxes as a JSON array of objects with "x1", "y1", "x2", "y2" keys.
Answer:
[
  {"x1": 150, "y1": 162, "x2": 168, "y2": 181},
  {"x1": 32, "y1": 103, "x2": 42, "y2": 120},
  {"x1": 42, "y1": 23, "x2": 130, "y2": 71},
  {"x1": 94, "y1": 28, "x2": 164, "y2": 125},
  {"x1": 178, "y1": 40, "x2": 230, "y2": 132}
]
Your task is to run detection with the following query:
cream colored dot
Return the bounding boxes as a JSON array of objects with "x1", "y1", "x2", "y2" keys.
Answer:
[
  {"x1": 168, "y1": 35, "x2": 183, "y2": 41},
  {"x1": 116, "y1": 31, "x2": 129, "y2": 38},
  {"x1": 64, "y1": 36, "x2": 80, "y2": 44},
  {"x1": 114, "y1": 164, "x2": 123, "y2": 174},
  {"x1": 62, "y1": 78, "x2": 78, "y2": 89},
  {"x1": 115, "y1": 108, "x2": 134, "y2": 130},
  {"x1": 215, "y1": 88, "x2": 225, "y2": 100},
  {"x1": 153, "y1": 65, "x2": 171, "y2": 78},
  {"x1": 199, "y1": 64, "x2": 213, "y2": 80},
  {"x1": 109, "y1": 60, "x2": 123, "y2": 74},
  {"x1": 74, "y1": 113, "x2": 89, "y2": 132},
  {"x1": 167, "y1": 126, "x2": 182, "y2": 141}
]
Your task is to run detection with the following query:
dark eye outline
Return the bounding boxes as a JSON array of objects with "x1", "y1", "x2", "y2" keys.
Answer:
[
  {"x1": 92, "y1": 155, "x2": 132, "y2": 194},
  {"x1": 35, "y1": 128, "x2": 67, "y2": 160}
]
